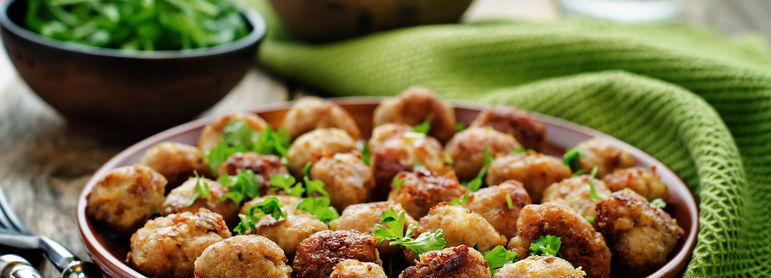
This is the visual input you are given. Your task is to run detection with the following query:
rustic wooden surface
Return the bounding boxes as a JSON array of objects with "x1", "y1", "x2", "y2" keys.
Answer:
[{"x1": 0, "y1": 0, "x2": 769, "y2": 276}]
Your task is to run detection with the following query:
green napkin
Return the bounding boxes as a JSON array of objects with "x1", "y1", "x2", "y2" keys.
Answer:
[{"x1": 246, "y1": 0, "x2": 771, "y2": 276}]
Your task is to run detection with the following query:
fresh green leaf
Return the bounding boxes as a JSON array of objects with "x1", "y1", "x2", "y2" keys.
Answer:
[
  {"x1": 218, "y1": 169, "x2": 261, "y2": 204},
  {"x1": 361, "y1": 141, "x2": 371, "y2": 165},
  {"x1": 505, "y1": 194, "x2": 514, "y2": 209},
  {"x1": 304, "y1": 176, "x2": 328, "y2": 197},
  {"x1": 413, "y1": 116, "x2": 432, "y2": 134},
  {"x1": 296, "y1": 197, "x2": 339, "y2": 224},
  {"x1": 463, "y1": 146, "x2": 492, "y2": 192},
  {"x1": 413, "y1": 159, "x2": 424, "y2": 170},
  {"x1": 403, "y1": 132, "x2": 426, "y2": 140},
  {"x1": 450, "y1": 192, "x2": 470, "y2": 206},
  {"x1": 186, "y1": 171, "x2": 210, "y2": 207},
  {"x1": 483, "y1": 246, "x2": 518, "y2": 275},
  {"x1": 390, "y1": 228, "x2": 446, "y2": 255},
  {"x1": 585, "y1": 216, "x2": 595, "y2": 225},
  {"x1": 588, "y1": 166, "x2": 605, "y2": 201},
  {"x1": 571, "y1": 170, "x2": 585, "y2": 177},
  {"x1": 650, "y1": 198, "x2": 667, "y2": 209},
  {"x1": 374, "y1": 208, "x2": 446, "y2": 255},
  {"x1": 374, "y1": 208, "x2": 407, "y2": 243},
  {"x1": 302, "y1": 162, "x2": 313, "y2": 178},
  {"x1": 443, "y1": 154, "x2": 454, "y2": 165},
  {"x1": 563, "y1": 148, "x2": 583, "y2": 172},
  {"x1": 512, "y1": 146, "x2": 535, "y2": 155},
  {"x1": 454, "y1": 122, "x2": 466, "y2": 133},
  {"x1": 392, "y1": 176, "x2": 405, "y2": 190},
  {"x1": 268, "y1": 174, "x2": 304, "y2": 197},
  {"x1": 233, "y1": 196, "x2": 286, "y2": 234},
  {"x1": 529, "y1": 235, "x2": 561, "y2": 256},
  {"x1": 223, "y1": 121, "x2": 256, "y2": 149}
]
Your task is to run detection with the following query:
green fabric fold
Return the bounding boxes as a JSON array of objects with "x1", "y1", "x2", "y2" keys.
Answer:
[{"x1": 245, "y1": 0, "x2": 771, "y2": 276}]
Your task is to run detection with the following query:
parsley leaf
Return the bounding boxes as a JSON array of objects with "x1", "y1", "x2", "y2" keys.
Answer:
[
  {"x1": 374, "y1": 208, "x2": 407, "y2": 243},
  {"x1": 413, "y1": 159, "x2": 424, "y2": 170},
  {"x1": 563, "y1": 147, "x2": 583, "y2": 172},
  {"x1": 373, "y1": 208, "x2": 446, "y2": 255},
  {"x1": 361, "y1": 141, "x2": 371, "y2": 165},
  {"x1": 403, "y1": 132, "x2": 426, "y2": 140},
  {"x1": 204, "y1": 121, "x2": 291, "y2": 172},
  {"x1": 218, "y1": 169, "x2": 261, "y2": 204},
  {"x1": 529, "y1": 235, "x2": 561, "y2": 256},
  {"x1": 463, "y1": 146, "x2": 493, "y2": 192},
  {"x1": 450, "y1": 192, "x2": 471, "y2": 206},
  {"x1": 585, "y1": 216, "x2": 595, "y2": 225},
  {"x1": 223, "y1": 121, "x2": 256, "y2": 149},
  {"x1": 296, "y1": 197, "x2": 339, "y2": 224},
  {"x1": 505, "y1": 194, "x2": 514, "y2": 209},
  {"x1": 483, "y1": 246, "x2": 518, "y2": 275},
  {"x1": 304, "y1": 176, "x2": 329, "y2": 197},
  {"x1": 588, "y1": 166, "x2": 605, "y2": 201},
  {"x1": 233, "y1": 196, "x2": 287, "y2": 235},
  {"x1": 413, "y1": 116, "x2": 432, "y2": 134},
  {"x1": 512, "y1": 146, "x2": 535, "y2": 155},
  {"x1": 455, "y1": 122, "x2": 466, "y2": 133},
  {"x1": 443, "y1": 154, "x2": 454, "y2": 165},
  {"x1": 302, "y1": 162, "x2": 313, "y2": 177},
  {"x1": 392, "y1": 176, "x2": 405, "y2": 190},
  {"x1": 391, "y1": 229, "x2": 446, "y2": 255},
  {"x1": 186, "y1": 172, "x2": 211, "y2": 207},
  {"x1": 268, "y1": 174, "x2": 304, "y2": 197},
  {"x1": 650, "y1": 198, "x2": 667, "y2": 209}
]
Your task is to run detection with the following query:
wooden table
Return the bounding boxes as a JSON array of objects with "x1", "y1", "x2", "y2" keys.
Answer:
[{"x1": 0, "y1": 0, "x2": 769, "y2": 276}]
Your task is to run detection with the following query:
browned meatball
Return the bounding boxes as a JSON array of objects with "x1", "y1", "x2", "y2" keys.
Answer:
[
  {"x1": 161, "y1": 177, "x2": 238, "y2": 225},
  {"x1": 470, "y1": 106, "x2": 546, "y2": 151},
  {"x1": 462, "y1": 181, "x2": 531, "y2": 238},
  {"x1": 602, "y1": 166, "x2": 669, "y2": 202},
  {"x1": 485, "y1": 153, "x2": 572, "y2": 203},
  {"x1": 219, "y1": 152, "x2": 289, "y2": 195},
  {"x1": 419, "y1": 204, "x2": 506, "y2": 252},
  {"x1": 128, "y1": 209, "x2": 231, "y2": 278},
  {"x1": 595, "y1": 190, "x2": 682, "y2": 276},
  {"x1": 446, "y1": 127, "x2": 521, "y2": 181},
  {"x1": 542, "y1": 175, "x2": 612, "y2": 219},
  {"x1": 194, "y1": 235, "x2": 291, "y2": 278},
  {"x1": 283, "y1": 97, "x2": 361, "y2": 139},
  {"x1": 493, "y1": 256, "x2": 585, "y2": 278},
  {"x1": 400, "y1": 245, "x2": 491, "y2": 278},
  {"x1": 287, "y1": 128, "x2": 357, "y2": 175},
  {"x1": 240, "y1": 195, "x2": 328, "y2": 257},
  {"x1": 369, "y1": 123, "x2": 412, "y2": 152},
  {"x1": 371, "y1": 133, "x2": 454, "y2": 198},
  {"x1": 292, "y1": 230, "x2": 382, "y2": 278},
  {"x1": 310, "y1": 153, "x2": 375, "y2": 211},
  {"x1": 507, "y1": 203, "x2": 610, "y2": 278},
  {"x1": 86, "y1": 165, "x2": 166, "y2": 234},
  {"x1": 373, "y1": 87, "x2": 457, "y2": 142},
  {"x1": 574, "y1": 138, "x2": 636, "y2": 178},
  {"x1": 198, "y1": 112, "x2": 267, "y2": 152},
  {"x1": 330, "y1": 259, "x2": 387, "y2": 278},
  {"x1": 330, "y1": 201, "x2": 418, "y2": 255},
  {"x1": 387, "y1": 170, "x2": 468, "y2": 219},
  {"x1": 139, "y1": 142, "x2": 211, "y2": 187}
]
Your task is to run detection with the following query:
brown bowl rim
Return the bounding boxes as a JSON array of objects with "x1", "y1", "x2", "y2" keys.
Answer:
[{"x1": 76, "y1": 97, "x2": 698, "y2": 278}]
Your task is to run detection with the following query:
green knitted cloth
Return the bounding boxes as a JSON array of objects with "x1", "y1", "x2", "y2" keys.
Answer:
[{"x1": 246, "y1": 0, "x2": 771, "y2": 276}]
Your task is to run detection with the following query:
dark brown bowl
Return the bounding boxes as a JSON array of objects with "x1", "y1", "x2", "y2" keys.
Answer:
[
  {"x1": 76, "y1": 98, "x2": 698, "y2": 278},
  {"x1": 0, "y1": 0, "x2": 266, "y2": 137}
]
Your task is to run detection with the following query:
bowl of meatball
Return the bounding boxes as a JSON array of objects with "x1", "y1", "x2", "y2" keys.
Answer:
[{"x1": 77, "y1": 87, "x2": 698, "y2": 278}]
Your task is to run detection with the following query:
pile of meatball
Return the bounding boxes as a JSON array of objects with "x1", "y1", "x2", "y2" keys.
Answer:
[{"x1": 86, "y1": 87, "x2": 683, "y2": 278}]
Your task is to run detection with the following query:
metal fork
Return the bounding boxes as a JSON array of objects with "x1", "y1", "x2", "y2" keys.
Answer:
[{"x1": 0, "y1": 187, "x2": 102, "y2": 278}]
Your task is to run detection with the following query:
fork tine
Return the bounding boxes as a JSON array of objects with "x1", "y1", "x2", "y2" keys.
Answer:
[{"x1": 0, "y1": 186, "x2": 29, "y2": 234}]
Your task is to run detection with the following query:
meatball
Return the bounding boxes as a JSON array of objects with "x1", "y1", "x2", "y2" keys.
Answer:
[
  {"x1": 373, "y1": 87, "x2": 457, "y2": 142},
  {"x1": 310, "y1": 153, "x2": 376, "y2": 210},
  {"x1": 127, "y1": 209, "x2": 231, "y2": 278},
  {"x1": 462, "y1": 181, "x2": 532, "y2": 238},
  {"x1": 330, "y1": 259, "x2": 387, "y2": 278},
  {"x1": 240, "y1": 195, "x2": 328, "y2": 257},
  {"x1": 283, "y1": 97, "x2": 361, "y2": 139},
  {"x1": 193, "y1": 235, "x2": 291, "y2": 278},
  {"x1": 602, "y1": 166, "x2": 669, "y2": 202},
  {"x1": 139, "y1": 142, "x2": 210, "y2": 187},
  {"x1": 574, "y1": 138, "x2": 636, "y2": 178},
  {"x1": 400, "y1": 245, "x2": 490, "y2": 278},
  {"x1": 330, "y1": 201, "x2": 419, "y2": 255},
  {"x1": 219, "y1": 152, "x2": 289, "y2": 195},
  {"x1": 493, "y1": 256, "x2": 585, "y2": 278},
  {"x1": 369, "y1": 123, "x2": 412, "y2": 152},
  {"x1": 446, "y1": 127, "x2": 521, "y2": 181},
  {"x1": 86, "y1": 165, "x2": 166, "y2": 234},
  {"x1": 371, "y1": 132, "x2": 454, "y2": 197},
  {"x1": 485, "y1": 153, "x2": 572, "y2": 203},
  {"x1": 470, "y1": 106, "x2": 546, "y2": 151},
  {"x1": 198, "y1": 112, "x2": 267, "y2": 152},
  {"x1": 542, "y1": 175, "x2": 612, "y2": 219},
  {"x1": 292, "y1": 230, "x2": 382, "y2": 278},
  {"x1": 286, "y1": 128, "x2": 357, "y2": 175},
  {"x1": 419, "y1": 204, "x2": 506, "y2": 252},
  {"x1": 387, "y1": 170, "x2": 468, "y2": 219},
  {"x1": 595, "y1": 190, "x2": 682, "y2": 276},
  {"x1": 507, "y1": 203, "x2": 610, "y2": 278},
  {"x1": 160, "y1": 177, "x2": 238, "y2": 225}
]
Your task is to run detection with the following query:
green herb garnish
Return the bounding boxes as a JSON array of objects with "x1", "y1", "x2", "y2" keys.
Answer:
[
  {"x1": 413, "y1": 116, "x2": 432, "y2": 134},
  {"x1": 296, "y1": 196, "x2": 339, "y2": 224},
  {"x1": 204, "y1": 122, "x2": 291, "y2": 172},
  {"x1": 218, "y1": 169, "x2": 261, "y2": 204},
  {"x1": 302, "y1": 162, "x2": 313, "y2": 178},
  {"x1": 650, "y1": 198, "x2": 666, "y2": 209},
  {"x1": 403, "y1": 132, "x2": 426, "y2": 140},
  {"x1": 529, "y1": 235, "x2": 561, "y2": 256},
  {"x1": 483, "y1": 246, "x2": 518, "y2": 275},
  {"x1": 186, "y1": 171, "x2": 211, "y2": 207},
  {"x1": 374, "y1": 208, "x2": 446, "y2": 255},
  {"x1": 233, "y1": 197, "x2": 286, "y2": 235},
  {"x1": 413, "y1": 159, "x2": 424, "y2": 170},
  {"x1": 268, "y1": 174, "x2": 304, "y2": 197},
  {"x1": 361, "y1": 141, "x2": 371, "y2": 165},
  {"x1": 512, "y1": 146, "x2": 534, "y2": 155},
  {"x1": 463, "y1": 146, "x2": 493, "y2": 192},
  {"x1": 392, "y1": 176, "x2": 405, "y2": 190},
  {"x1": 443, "y1": 154, "x2": 454, "y2": 165},
  {"x1": 585, "y1": 216, "x2": 595, "y2": 225},
  {"x1": 505, "y1": 194, "x2": 514, "y2": 209},
  {"x1": 450, "y1": 192, "x2": 470, "y2": 206},
  {"x1": 563, "y1": 147, "x2": 583, "y2": 172},
  {"x1": 455, "y1": 122, "x2": 466, "y2": 133},
  {"x1": 588, "y1": 166, "x2": 605, "y2": 202}
]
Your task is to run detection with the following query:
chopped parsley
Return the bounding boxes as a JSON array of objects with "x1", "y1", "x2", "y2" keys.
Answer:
[
  {"x1": 374, "y1": 208, "x2": 446, "y2": 255},
  {"x1": 443, "y1": 154, "x2": 454, "y2": 165},
  {"x1": 204, "y1": 121, "x2": 291, "y2": 172},
  {"x1": 483, "y1": 246, "x2": 518, "y2": 275},
  {"x1": 361, "y1": 141, "x2": 371, "y2": 165},
  {"x1": 455, "y1": 122, "x2": 466, "y2": 133},
  {"x1": 505, "y1": 194, "x2": 514, "y2": 209},
  {"x1": 302, "y1": 162, "x2": 313, "y2": 177},
  {"x1": 585, "y1": 216, "x2": 595, "y2": 225},
  {"x1": 650, "y1": 198, "x2": 666, "y2": 209},
  {"x1": 463, "y1": 146, "x2": 493, "y2": 192},
  {"x1": 450, "y1": 192, "x2": 470, "y2": 206},
  {"x1": 563, "y1": 147, "x2": 583, "y2": 173},
  {"x1": 403, "y1": 132, "x2": 426, "y2": 140},
  {"x1": 218, "y1": 169, "x2": 261, "y2": 204},
  {"x1": 268, "y1": 174, "x2": 304, "y2": 197},
  {"x1": 588, "y1": 166, "x2": 605, "y2": 202},
  {"x1": 511, "y1": 146, "x2": 535, "y2": 155},
  {"x1": 392, "y1": 176, "x2": 405, "y2": 190},
  {"x1": 267, "y1": 171, "x2": 338, "y2": 225},
  {"x1": 186, "y1": 171, "x2": 211, "y2": 207},
  {"x1": 233, "y1": 196, "x2": 287, "y2": 235},
  {"x1": 413, "y1": 159, "x2": 424, "y2": 170},
  {"x1": 296, "y1": 196, "x2": 339, "y2": 224},
  {"x1": 529, "y1": 235, "x2": 561, "y2": 256},
  {"x1": 413, "y1": 116, "x2": 432, "y2": 134}
]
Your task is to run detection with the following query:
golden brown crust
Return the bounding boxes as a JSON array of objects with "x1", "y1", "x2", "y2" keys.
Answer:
[
  {"x1": 463, "y1": 181, "x2": 532, "y2": 238},
  {"x1": 400, "y1": 245, "x2": 491, "y2": 278},
  {"x1": 86, "y1": 165, "x2": 166, "y2": 234},
  {"x1": 219, "y1": 152, "x2": 289, "y2": 195},
  {"x1": 446, "y1": 127, "x2": 520, "y2": 181},
  {"x1": 127, "y1": 209, "x2": 231, "y2": 278},
  {"x1": 542, "y1": 176, "x2": 611, "y2": 219},
  {"x1": 283, "y1": 97, "x2": 361, "y2": 139},
  {"x1": 369, "y1": 123, "x2": 413, "y2": 153},
  {"x1": 470, "y1": 106, "x2": 546, "y2": 152},
  {"x1": 373, "y1": 87, "x2": 457, "y2": 142},
  {"x1": 575, "y1": 138, "x2": 636, "y2": 178},
  {"x1": 595, "y1": 191, "x2": 682, "y2": 276},
  {"x1": 509, "y1": 203, "x2": 610, "y2": 278},
  {"x1": 387, "y1": 170, "x2": 468, "y2": 219},
  {"x1": 286, "y1": 128, "x2": 357, "y2": 175},
  {"x1": 198, "y1": 112, "x2": 267, "y2": 152},
  {"x1": 419, "y1": 204, "x2": 507, "y2": 252},
  {"x1": 311, "y1": 153, "x2": 376, "y2": 211},
  {"x1": 330, "y1": 260, "x2": 387, "y2": 278},
  {"x1": 139, "y1": 142, "x2": 211, "y2": 187},
  {"x1": 292, "y1": 230, "x2": 382, "y2": 278},
  {"x1": 194, "y1": 235, "x2": 291, "y2": 278},
  {"x1": 161, "y1": 177, "x2": 238, "y2": 226},
  {"x1": 330, "y1": 201, "x2": 418, "y2": 255},
  {"x1": 485, "y1": 153, "x2": 572, "y2": 203},
  {"x1": 493, "y1": 256, "x2": 585, "y2": 278},
  {"x1": 602, "y1": 167, "x2": 669, "y2": 202}
]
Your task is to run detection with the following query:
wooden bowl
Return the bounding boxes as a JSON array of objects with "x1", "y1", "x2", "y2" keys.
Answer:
[
  {"x1": 0, "y1": 0, "x2": 266, "y2": 138},
  {"x1": 76, "y1": 98, "x2": 698, "y2": 278}
]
